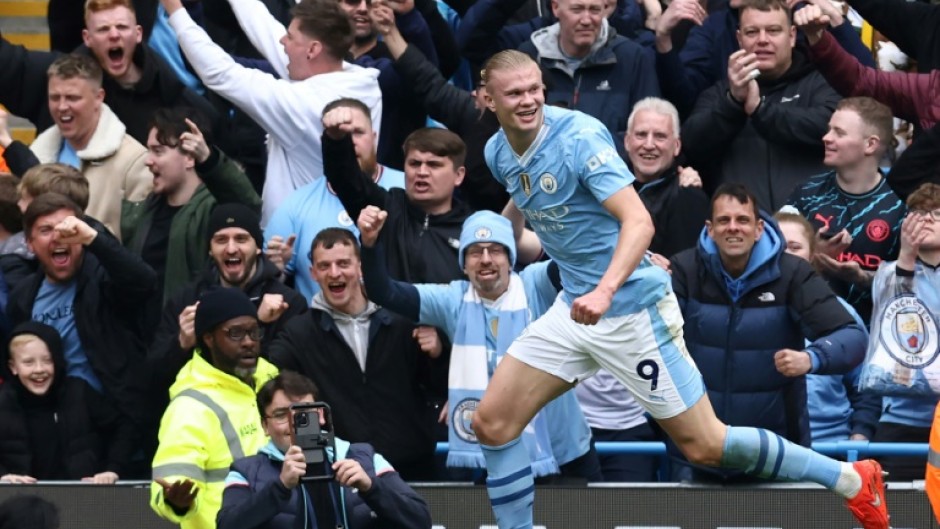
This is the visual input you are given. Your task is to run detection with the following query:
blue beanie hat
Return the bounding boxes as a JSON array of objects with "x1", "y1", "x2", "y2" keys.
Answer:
[{"x1": 458, "y1": 210, "x2": 516, "y2": 269}]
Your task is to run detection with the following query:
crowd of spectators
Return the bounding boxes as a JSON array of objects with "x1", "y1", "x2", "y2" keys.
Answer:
[{"x1": 1, "y1": 0, "x2": 940, "y2": 523}]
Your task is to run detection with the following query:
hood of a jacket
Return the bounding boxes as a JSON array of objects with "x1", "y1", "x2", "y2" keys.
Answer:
[
  {"x1": 757, "y1": 44, "x2": 817, "y2": 93},
  {"x1": 30, "y1": 103, "x2": 129, "y2": 162},
  {"x1": 696, "y1": 210, "x2": 784, "y2": 301},
  {"x1": 529, "y1": 19, "x2": 614, "y2": 75},
  {"x1": 310, "y1": 292, "x2": 379, "y2": 323}
]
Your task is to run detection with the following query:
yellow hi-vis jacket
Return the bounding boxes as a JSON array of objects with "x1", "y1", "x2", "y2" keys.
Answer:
[
  {"x1": 927, "y1": 401, "x2": 940, "y2": 524},
  {"x1": 150, "y1": 351, "x2": 278, "y2": 529}
]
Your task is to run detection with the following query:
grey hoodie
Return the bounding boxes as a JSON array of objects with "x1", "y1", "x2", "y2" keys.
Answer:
[{"x1": 310, "y1": 293, "x2": 380, "y2": 372}]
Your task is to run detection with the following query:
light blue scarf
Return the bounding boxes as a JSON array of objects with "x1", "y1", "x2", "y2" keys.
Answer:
[{"x1": 447, "y1": 274, "x2": 559, "y2": 477}]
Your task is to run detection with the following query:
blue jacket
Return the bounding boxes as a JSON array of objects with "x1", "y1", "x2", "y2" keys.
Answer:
[
  {"x1": 217, "y1": 440, "x2": 431, "y2": 529},
  {"x1": 670, "y1": 214, "x2": 867, "y2": 446}
]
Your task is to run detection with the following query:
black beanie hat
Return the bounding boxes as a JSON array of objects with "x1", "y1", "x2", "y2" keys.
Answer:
[
  {"x1": 194, "y1": 287, "x2": 259, "y2": 340},
  {"x1": 207, "y1": 204, "x2": 263, "y2": 248},
  {"x1": 9, "y1": 321, "x2": 64, "y2": 361}
]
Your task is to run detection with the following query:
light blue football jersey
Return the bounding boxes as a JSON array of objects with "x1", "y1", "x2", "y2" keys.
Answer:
[
  {"x1": 264, "y1": 166, "x2": 405, "y2": 303},
  {"x1": 485, "y1": 105, "x2": 670, "y2": 317}
]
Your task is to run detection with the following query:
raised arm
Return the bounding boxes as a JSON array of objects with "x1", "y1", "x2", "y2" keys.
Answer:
[
  {"x1": 321, "y1": 107, "x2": 389, "y2": 222},
  {"x1": 221, "y1": 0, "x2": 290, "y2": 77},
  {"x1": 357, "y1": 206, "x2": 421, "y2": 321},
  {"x1": 797, "y1": 6, "x2": 932, "y2": 128}
]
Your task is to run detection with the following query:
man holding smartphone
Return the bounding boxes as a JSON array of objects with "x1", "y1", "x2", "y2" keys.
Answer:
[{"x1": 217, "y1": 371, "x2": 431, "y2": 529}]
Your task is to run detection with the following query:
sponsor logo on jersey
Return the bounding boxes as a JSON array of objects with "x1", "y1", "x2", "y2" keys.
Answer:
[
  {"x1": 867, "y1": 218, "x2": 891, "y2": 242},
  {"x1": 585, "y1": 147, "x2": 617, "y2": 172},
  {"x1": 452, "y1": 399, "x2": 480, "y2": 443},
  {"x1": 879, "y1": 294, "x2": 940, "y2": 369}
]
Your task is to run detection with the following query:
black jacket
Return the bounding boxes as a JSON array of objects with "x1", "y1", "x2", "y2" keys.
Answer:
[
  {"x1": 681, "y1": 49, "x2": 841, "y2": 212},
  {"x1": 888, "y1": 121, "x2": 940, "y2": 202},
  {"x1": 267, "y1": 307, "x2": 445, "y2": 475},
  {"x1": 0, "y1": 377, "x2": 137, "y2": 479},
  {"x1": 7, "y1": 230, "x2": 158, "y2": 430},
  {"x1": 322, "y1": 135, "x2": 471, "y2": 284},
  {"x1": 147, "y1": 256, "x2": 307, "y2": 406},
  {"x1": 636, "y1": 165, "x2": 709, "y2": 258}
]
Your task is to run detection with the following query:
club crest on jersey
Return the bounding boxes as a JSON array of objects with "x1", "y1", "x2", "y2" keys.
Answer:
[
  {"x1": 452, "y1": 398, "x2": 479, "y2": 443},
  {"x1": 474, "y1": 227, "x2": 492, "y2": 239},
  {"x1": 520, "y1": 172, "x2": 531, "y2": 196},
  {"x1": 879, "y1": 294, "x2": 940, "y2": 369},
  {"x1": 539, "y1": 173, "x2": 558, "y2": 194},
  {"x1": 338, "y1": 210, "x2": 353, "y2": 227}
]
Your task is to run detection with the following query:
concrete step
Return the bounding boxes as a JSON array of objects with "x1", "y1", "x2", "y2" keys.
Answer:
[
  {"x1": 0, "y1": 0, "x2": 47, "y2": 16},
  {"x1": 2, "y1": 0, "x2": 49, "y2": 141}
]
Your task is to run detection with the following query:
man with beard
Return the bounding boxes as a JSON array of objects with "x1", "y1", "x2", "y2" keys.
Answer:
[
  {"x1": 150, "y1": 287, "x2": 279, "y2": 529},
  {"x1": 336, "y1": 0, "x2": 437, "y2": 169},
  {"x1": 0, "y1": 0, "x2": 217, "y2": 146},
  {"x1": 147, "y1": 204, "x2": 306, "y2": 415},
  {"x1": 264, "y1": 98, "x2": 403, "y2": 304},
  {"x1": 357, "y1": 208, "x2": 600, "y2": 483},
  {"x1": 7, "y1": 192, "x2": 157, "y2": 473}
]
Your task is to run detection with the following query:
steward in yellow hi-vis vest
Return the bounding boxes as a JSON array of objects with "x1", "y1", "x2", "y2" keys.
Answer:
[{"x1": 150, "y1": 288, "x2": 278, "y2": 529}]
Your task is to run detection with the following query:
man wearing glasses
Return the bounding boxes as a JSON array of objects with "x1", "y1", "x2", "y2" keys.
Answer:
[
  {"x1": 217, "y1": 371, "x2": 431, "y2": 528},
  {"x1": 151, "y1": 287, "x2": 280, "y2": 529}
]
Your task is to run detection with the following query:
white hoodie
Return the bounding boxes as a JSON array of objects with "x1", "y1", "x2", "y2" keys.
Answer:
[{"x1": 168, "y1": 6, "x2": 383, "y2": 225}]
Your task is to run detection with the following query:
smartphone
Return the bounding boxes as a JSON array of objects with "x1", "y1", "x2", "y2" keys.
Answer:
[{"x1": 289, "y1": 401, "x2": 335, "y2": 482}]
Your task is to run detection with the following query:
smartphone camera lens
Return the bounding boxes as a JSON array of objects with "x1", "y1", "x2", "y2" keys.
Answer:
[{"x1": 296, "y1": 413, "x2": 309, "y2": 427}]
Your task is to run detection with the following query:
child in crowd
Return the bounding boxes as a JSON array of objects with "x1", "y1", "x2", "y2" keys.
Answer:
[{"x1": 0, "y1": 321, "x2": 135, "y2": 483}]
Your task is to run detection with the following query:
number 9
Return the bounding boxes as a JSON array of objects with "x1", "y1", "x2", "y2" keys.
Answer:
[{"x1": 638, "y1": 360, "x2": 659, "y2": 391}]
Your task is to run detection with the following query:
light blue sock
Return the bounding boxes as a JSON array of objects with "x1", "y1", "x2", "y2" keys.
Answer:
[
  {"x1": 721, "y1": 426, "x2": 841, "y2": 488},
  {"x1": 480, "y1": 437, "x2": 534, "y2": 529}
]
